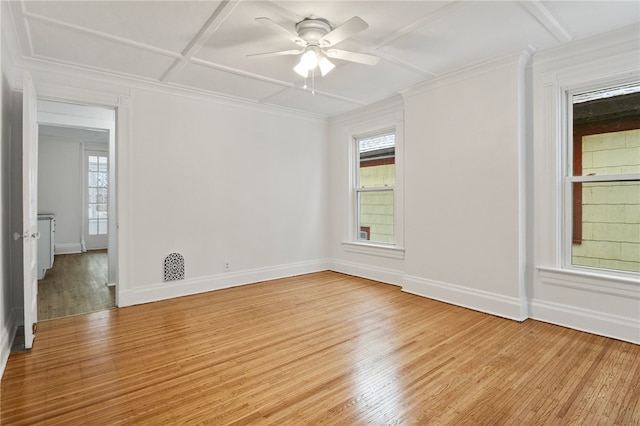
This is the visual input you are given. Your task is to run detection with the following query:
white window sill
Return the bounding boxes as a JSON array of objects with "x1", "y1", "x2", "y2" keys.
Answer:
[
  {"x1": 537, "y1": 266, "x2": 640, "y2": 299},
  {"x1": 341, "y1": 241, "x2": 405, "y2": 260}
]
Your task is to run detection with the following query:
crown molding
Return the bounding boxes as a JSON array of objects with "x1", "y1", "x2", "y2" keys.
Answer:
[
  {"x1": 328, "y1": 94, "x2": 403, "y2": 126},
  {"x1": 532, "y1": 23, "x2": 640, "y2": 71},
  {"x1": 12, "y1": 55, "x2": 329, "y2": 123},
  {"x1": 401, "y1": 49, "x2": 531, "y2": 100},
  {"x1": 1, "y1": 1, "x2": 21, "y2": 79},
  {"x1": 161, "y1": 0, "x2": 240, "y2": 83}
]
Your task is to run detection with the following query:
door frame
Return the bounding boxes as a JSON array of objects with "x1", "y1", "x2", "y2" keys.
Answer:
[
  {"x1": 32, "y1": 84, "x2": 131, "y2": 308},
  {"x1": 39, "y1": 102, "x2": 116, "y2": 283}
]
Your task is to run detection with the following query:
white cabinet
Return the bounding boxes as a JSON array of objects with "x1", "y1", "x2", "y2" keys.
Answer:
[{"x1": 37, "y1": 214, "x2": 55, "y2": 280}]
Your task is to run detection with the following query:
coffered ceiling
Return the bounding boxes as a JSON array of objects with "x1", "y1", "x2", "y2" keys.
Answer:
[{"x1": 5, "y1": 1, "x2": 640, "y2": 117}]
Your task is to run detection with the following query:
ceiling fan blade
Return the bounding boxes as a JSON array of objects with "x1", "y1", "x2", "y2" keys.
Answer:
[
  {"x1": 247, "y1": 49, "x2": 305, "y2": 58},
  {"x1": 255, "y1": 17, "x2": 304, "y2": 46},
  {"x1": 320, "y1": 16, "x2": 368, "y2": 46},
  {"x1": 325, "y1": 49, "x2": 380, "y2": 66}
]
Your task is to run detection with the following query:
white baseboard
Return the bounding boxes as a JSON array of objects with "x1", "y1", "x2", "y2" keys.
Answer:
[
  {"x1": 529, "y1": 299, "x2": 640, "y2": 345},
  {"x1": 402, "y1": 275, "x2": 527, "y2": 321},
  {"x1": 118, "y1": 259, "x2": 329, "y2": 307},
  {"x1": 328, "y1": 259, "x2": 404, "y2": 286},
  {"x1": 1, "y1": 309, "x2": 18, "y2": 380},
  {"x1": 55, "y1": 243, "x2": 82, "y2": 254}
]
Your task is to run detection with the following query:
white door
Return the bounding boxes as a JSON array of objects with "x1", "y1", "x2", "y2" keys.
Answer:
[{"x1": 22, "y1": 72, "x2": 39, "y2": 349}]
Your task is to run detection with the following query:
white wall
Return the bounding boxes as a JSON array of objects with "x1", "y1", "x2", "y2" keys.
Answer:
[
  {"x1": 1, "y1": 1, "x2": 17, "y2": 377},
  {"x1": 328, "y1": 56, "x2": 529, "y2": 321},
  {"x1": 120, "y1": 87, "x2": 329, "y2": 304},
  {"x1": 38, "y1": 136, "x2": 83, "y2": 254},
  {"x1": 402, "y1": 56, "x2": 528, "y2": 320}
]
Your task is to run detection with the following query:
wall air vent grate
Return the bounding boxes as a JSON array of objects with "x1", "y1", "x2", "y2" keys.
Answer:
[{"x1": 164, "y1": 252, "x2": 185, "y2": 281}]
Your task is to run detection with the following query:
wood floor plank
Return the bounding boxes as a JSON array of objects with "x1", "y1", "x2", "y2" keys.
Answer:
[
  {"x1": 37, "y1": 250, "x2": 115, "y2": 321},
  {"x1": 2, "y1": 271, "x2": 639, "y2": 425}
]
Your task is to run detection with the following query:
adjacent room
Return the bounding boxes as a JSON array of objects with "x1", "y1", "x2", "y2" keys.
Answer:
[
  {"x1": 36, "y1": 101, "x2": 117, "y2": 320},
  {"x1": 0, "y1": 1, "x2": 638, "y2": 424}
]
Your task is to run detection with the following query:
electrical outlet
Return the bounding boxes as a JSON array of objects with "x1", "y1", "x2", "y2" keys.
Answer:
[{"x1": 223, "y1": 261, "x2": 230, "y2": 272}]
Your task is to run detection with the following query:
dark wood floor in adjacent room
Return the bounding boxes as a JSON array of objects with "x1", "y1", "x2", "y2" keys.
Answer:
[
  {"x1": 3, "y1": 271, "x2": 639, "y2": 425},
  {"x1": 37, "y1": 249, "x2": 115, "y2": 321}
]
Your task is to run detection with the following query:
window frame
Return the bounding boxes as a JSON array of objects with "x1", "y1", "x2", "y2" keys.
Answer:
[
  {"x1": 342, "y1": 112, "x2": 404, "y2": 259},
  {"x1": 355, "y1": 129, "x2": 396, "y2": 245},
  {"x1": 87, "y1": 151, "x2": 109, "y2": 236},
  {"x1": 562, "y1": 85, "x2": 640, "y2": 278},
  {"x1": 82, "y1": 143, "x2": 110, "y2": 251}
]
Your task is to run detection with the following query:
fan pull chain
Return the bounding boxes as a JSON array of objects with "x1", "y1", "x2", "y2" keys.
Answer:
[{"x1": 311, "y1": 69, "x2": 315, "y2": 95}]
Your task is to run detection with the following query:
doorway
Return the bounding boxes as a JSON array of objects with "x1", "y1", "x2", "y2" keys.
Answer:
[{"x1": 37, "y1": 101, "x2": 117, "y2": 320}]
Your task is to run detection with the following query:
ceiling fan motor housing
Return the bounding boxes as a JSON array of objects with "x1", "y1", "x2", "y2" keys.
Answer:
[{"x1": 295, "y1": 18, "x2": 331, "y2": 45}]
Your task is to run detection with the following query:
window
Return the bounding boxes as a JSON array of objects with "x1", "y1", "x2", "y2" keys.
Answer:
[
  {"x1": 567, "y1": 84, "x2": 640, "y2": 274},
  {"x1": 87, "y1": 153, "x2": 108, "y2": 236},
  {"x1": 354, "y1": 131, "x2": 396, "y2": 244}
]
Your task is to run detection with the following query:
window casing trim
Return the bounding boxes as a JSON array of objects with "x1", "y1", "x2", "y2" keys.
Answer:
[
  {"x1": 344, "y1": 112, "x2": 404, "y2": 255},
  {"x1": 537, "y1": 266, "x2": 639, "y2": 299},
  {"x1": 561, "y1": 83, "x2": 640, "y2": 279}
]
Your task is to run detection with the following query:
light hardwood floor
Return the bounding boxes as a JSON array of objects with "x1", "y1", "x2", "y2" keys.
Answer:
[
  {"x1": 37, "y1": 250, "x2": 115, "y2": 321},
  {"x1": 3, "y1": 271, "x2": 639, "y2": 425}
]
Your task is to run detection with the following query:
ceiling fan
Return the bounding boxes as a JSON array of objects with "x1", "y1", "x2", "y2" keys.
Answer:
[{"x1": 248, "y1": 16, "x2": 381, "y2": 79}]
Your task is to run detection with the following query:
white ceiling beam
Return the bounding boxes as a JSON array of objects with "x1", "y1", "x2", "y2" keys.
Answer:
[
  {"x1": 363, "y1": 1, "x2": 465, "y2": 78},
  {"x1": 8, "y1": 1, "x2": 34, "y2": 57},
  {"x1": 189, "y1": 57, "x2": 296, "y2": 89},
  {"x1": 518, "y1": 0, "x2": 572, "y2": 43},
  {"x1": 371, "y1": 0, "x2": 464, "y2": 50},
  {"x1": 161, "y1": 0, "x2": 241, "y2": 83},
  {"x1": 259, "y1": 0, "x2": 305, "y2": 24}
]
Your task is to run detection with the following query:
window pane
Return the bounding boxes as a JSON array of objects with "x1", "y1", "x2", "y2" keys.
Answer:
[
  {"x1": 88, "y1": 188, "x2": 97, "y2": 203},
  {"x1": 358, "y1": 133, "x2": 395, "y2": 187},
  {"x1": 358, "y1": 190, "x2": 394, "y2": 244},
  {"x1": 575, "y1": 129, "x2": 640, "y2": 176},
  {"x1": 572, "y1": 181, "x2": 640, "y2": 273},
  {"x1": 88, "y1": 219, "x2": 98, "y2": 235},
  {"x1": 573, "y1": 89, "x2": 640, "y2": 177},
  {"x1": 98, "y1": 219, "x2": 108, "y2": 235},
  {"x1": 97, "y1": 188, "x2": 107, "y2": 203},
  {"x1": 88, "y1": 204, "x2": 97, "y2": 219},
  {"x1": 98, "y1": 172, "x2": 108, "y2": 187},
  {"x1": 98, "y1": 156, "x2": 108, "y2": 172},
  {"x1": 88, "y1": 156, "x2": 98, "y2": 172},
  {"x1": 97, "y1": 205, "x2": 108, "y2": 218}
]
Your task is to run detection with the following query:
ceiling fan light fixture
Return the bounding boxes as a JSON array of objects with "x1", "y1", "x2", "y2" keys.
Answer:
[
  {"x1": 294, "y1": 49, "x2": 319, "y2": 77},
  {"x1": 301, "y1": 49, "x2": 319, "y2": 69},
  {"x1": 294, "y1": 48, "x2": 335, "y2": 78},
  {"x1": 318, "y1": 56, "x2": 335, "y2": 76},
  {"x1": 293, "y1": 60, "x2": 309, "y2": 77}
]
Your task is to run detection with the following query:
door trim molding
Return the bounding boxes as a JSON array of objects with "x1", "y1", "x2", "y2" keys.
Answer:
[{"x1": 34, "y1": 85, "x2": 131, "y2": 309}]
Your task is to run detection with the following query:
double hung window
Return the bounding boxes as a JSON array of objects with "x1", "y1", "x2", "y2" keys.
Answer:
[
  {"x1": 567, "y1": 84, "x2": 640, "y2": 274},
  {"x1": 354, "y1": 131, "x2": 396, "y2": 244}
]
